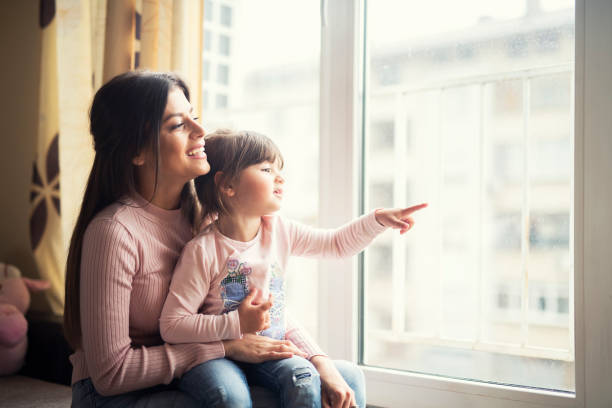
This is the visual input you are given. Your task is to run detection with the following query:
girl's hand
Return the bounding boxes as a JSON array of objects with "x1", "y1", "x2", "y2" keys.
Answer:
[
  {"x1": 311, "y1": 356, "x2": 356, "y2": 408},
  {"x1": 237, "y1": 288, "x2": 272, "y2": 334},
  {"x1": 223, "y1": 334, "x2": 308, "y2": 363},
  {"x1": 375, "y1": 202, "x2": 428, "y2": 234}
]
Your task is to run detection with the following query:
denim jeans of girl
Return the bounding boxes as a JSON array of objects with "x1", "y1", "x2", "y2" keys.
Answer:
[
  {"x1": 71, "y1": 357, "x2": 365, "y2": 407},
  {"x1": 179, "y1": 356, "x2": 366, "y2": 408}
]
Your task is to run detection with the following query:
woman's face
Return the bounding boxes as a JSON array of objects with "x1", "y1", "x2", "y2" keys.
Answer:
[{"x1": 136, "y1": 87, "x2": 210, "y2": 192}]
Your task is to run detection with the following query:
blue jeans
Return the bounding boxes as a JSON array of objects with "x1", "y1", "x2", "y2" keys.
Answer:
[
  {"x1": 180, "y1": 356, "x2": 366, "y2": 408},
  {"x1": 71, "y1": 378, "x2": 199, "y2": 407}
]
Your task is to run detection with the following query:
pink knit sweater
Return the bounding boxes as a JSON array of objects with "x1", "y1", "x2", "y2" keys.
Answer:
[
  {"x1": 69, "y1": 195, "x2": 226, "y2": 396},
  {"x1": 159, "y1": 212, "x2": 387, "y2": 358}
]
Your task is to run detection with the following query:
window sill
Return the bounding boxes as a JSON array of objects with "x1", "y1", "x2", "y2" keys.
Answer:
[{"x1": 362, "y1": 365, "x2": 576, "y2": 408}]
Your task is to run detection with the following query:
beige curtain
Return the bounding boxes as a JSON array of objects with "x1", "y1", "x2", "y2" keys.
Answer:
[
  {"x1": 31, "y1": 0, "x2": 63, "y2": 316},
  {"x1": 104, "y1": 0, "x2": 203, "y2": 111},
  {"x1": 30, "y1": 0, "x2": 205, "y2": 316}
]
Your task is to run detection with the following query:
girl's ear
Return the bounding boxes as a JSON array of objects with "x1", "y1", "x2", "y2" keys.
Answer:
[{"x1": 214, "y1": 171, "x2": 235, "y2": 197}]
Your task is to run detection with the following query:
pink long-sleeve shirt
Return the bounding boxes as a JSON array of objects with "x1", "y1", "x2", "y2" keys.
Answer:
[
  {"x1": 159, "y1": 211, "x2": 387, "y2": 358},
  {"x1": 69, "y1": 195, "x2": 226, "y2": 396}
]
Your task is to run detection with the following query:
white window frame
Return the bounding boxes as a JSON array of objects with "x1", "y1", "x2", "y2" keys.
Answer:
[{"x1": 317, "y1": 0, "x2": 612, "y2": 407}]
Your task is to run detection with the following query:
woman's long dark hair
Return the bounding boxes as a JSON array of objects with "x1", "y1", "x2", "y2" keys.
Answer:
[{"x1": 63, "y1": 71, "x2": 198, "y2": 349}]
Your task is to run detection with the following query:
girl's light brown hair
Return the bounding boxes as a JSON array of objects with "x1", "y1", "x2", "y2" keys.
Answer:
[{"x1": 195, "y1": 129, "x2": 283, "y2": 224}]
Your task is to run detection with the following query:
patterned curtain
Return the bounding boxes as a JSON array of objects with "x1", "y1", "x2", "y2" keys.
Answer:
[
  {"x1": 105, "y1": 0, "x2": 203, "y2": 111},
  {"x1": 31, "y1": 0, "x2": 63, "y2": 316},
  {"x1": 30, "y1": 0, "x2": 205, "y2": 316}
]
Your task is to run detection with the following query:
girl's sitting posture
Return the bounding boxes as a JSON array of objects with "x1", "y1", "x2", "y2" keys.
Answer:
[{"x1": 160, "y1": 129, "x2": 427, "y2": 408}]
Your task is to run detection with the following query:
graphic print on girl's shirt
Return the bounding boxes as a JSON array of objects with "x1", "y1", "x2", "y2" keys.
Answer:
[
  {"x1": 220, "y1": 258, "x2": 252, "y2": 313},
  {"x1": 260, "y1": 262, "x2": 285, "y2": 340},
  {"x1": 219, "y1": 257, "x2": 286, "y2": 340}
]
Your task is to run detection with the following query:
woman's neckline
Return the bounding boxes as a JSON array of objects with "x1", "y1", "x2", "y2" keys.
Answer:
[{"x1": 126, "y1": 191, "x2": 184, "y2": 224}]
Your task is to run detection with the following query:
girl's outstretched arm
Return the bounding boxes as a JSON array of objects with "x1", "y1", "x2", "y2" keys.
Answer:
[{"x1": 283, "y1": 203, "x2": 427, "y2": 259}]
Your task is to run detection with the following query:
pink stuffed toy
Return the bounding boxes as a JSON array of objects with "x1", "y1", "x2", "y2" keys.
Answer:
[{"x1": 0, "y1": 262, "x2": 50, "y2": 376}]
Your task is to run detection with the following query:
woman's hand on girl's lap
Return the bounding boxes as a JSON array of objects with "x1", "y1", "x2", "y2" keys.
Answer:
[
  {"x1": 311, "y1": 356, "x2": 357, "y2": 408},
  {"x1": 222, "y1": 334, "x2": 307, "y2": 363},
  {"x1": 374, "y1": 202, "x2": 428, "y2": 234}
]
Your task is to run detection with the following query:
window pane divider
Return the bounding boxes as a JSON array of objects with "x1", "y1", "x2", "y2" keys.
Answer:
[
  {"x1": 392, "y1": 92, "x2": 407, "y2": 335},
  {"x1": 371, "y1": 64, "x2": 573, "y2": 98},
  {"x1": 477, "y1": 82, "x2": 486, "y2": 346},
  {"x1": 520, "y1": 76, "x2": 531, "y2": 348}
]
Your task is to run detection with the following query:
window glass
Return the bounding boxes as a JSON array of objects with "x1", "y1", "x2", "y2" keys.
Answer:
[
  {"x1": 215, "y1": 93, "x2": 228, "y2": 109},
  {"x1": 202, "y1": 0, "x2": 320, "y2": 339},
  {"x1": 204, "y1": 0, "x2": 213, "y2": 22},
  {"x1": 220, "y1": 4, "x2": 232, "y2": 27},
  {"x1": 219, "y1": 34, "x2": 231, "y2": 56},
  {"x1": 203, "y1": 60, "x2": 210, "y2": 81},
  {"x1": 216, "y1": 64, "x2": 229, "y2": 85},
  {"x1": 202, "y1": 90, "x2": 209, "y2": 110},
  {"x1": 204, "y1": 29, "x2": 212, "y2": 51},
  {"x1": 362, "y1": 0, "x2": 575, "y2": 392}
]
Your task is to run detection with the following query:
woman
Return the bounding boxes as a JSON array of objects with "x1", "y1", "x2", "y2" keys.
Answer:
[{"x1": 64, "y1": 71, "x2": 363, "y2": 407}]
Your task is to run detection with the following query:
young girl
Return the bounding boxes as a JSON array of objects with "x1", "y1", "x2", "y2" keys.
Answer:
[{"x1": 160, "y1": 129, "x2": 427, "y2": 407}]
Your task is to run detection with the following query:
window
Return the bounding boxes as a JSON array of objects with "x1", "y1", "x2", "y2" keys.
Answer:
[
  {"x1": 220, "y1": 4, "x2": 232, "y2": 27},
  {"x1": 201, "y1": 0, "x2": 321, "y2": 339},
  {"x1": 368, "y1": 182, "x2": 393, "y2": 209},
  {"x1": 369, "y1": 120, "x2": 394, "y2": 151},
  {"x1": 530, "y1": 213, "x2": 570, "y2": 249},
  {"x1": 204, "y1": 0, "x2": 213, "y2": 22},
  {"x1": 216, "y1": 64, "x2": 229, "y2": 85},
  {"x1": 200, "y1": 1, "x2": 612, "y2": 405},
  {"x1": 361, "y1": 0, "x2": 575, "y2": 393},
  {"x1": 202, "y1": 90, "x2": 209, "y2": 110},
  {"x1": 203, "y1": 59, "x2": 210, "y2": 81},
  {"x1": 317, "y1": 1, "x2": 611, "y2": 407},
  {"x1": 557, "y1": 296, "x2": 569, "y2": 314},
  {"x1": 219, "y1": 34, "x2": 231, "y2": 56},
  {"x1": 215, "y1": 93, "x2": 228, "y2": 109},
  {"x1": 204, "y1": 29, "x2": 212, "y2": 51}
]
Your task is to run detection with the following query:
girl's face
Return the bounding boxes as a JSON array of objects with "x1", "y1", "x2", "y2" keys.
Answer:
[
  {"x1": 136, "y1": 87, "x2": 209, "y2": 190},
  {"x1": 228, "y1": 160, "x2": 284, "y2": 216}
]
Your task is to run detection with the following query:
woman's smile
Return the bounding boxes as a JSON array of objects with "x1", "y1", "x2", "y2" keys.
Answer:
[{"x1": 186, "y1": 144, "x2": 206, "y2": 158}]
